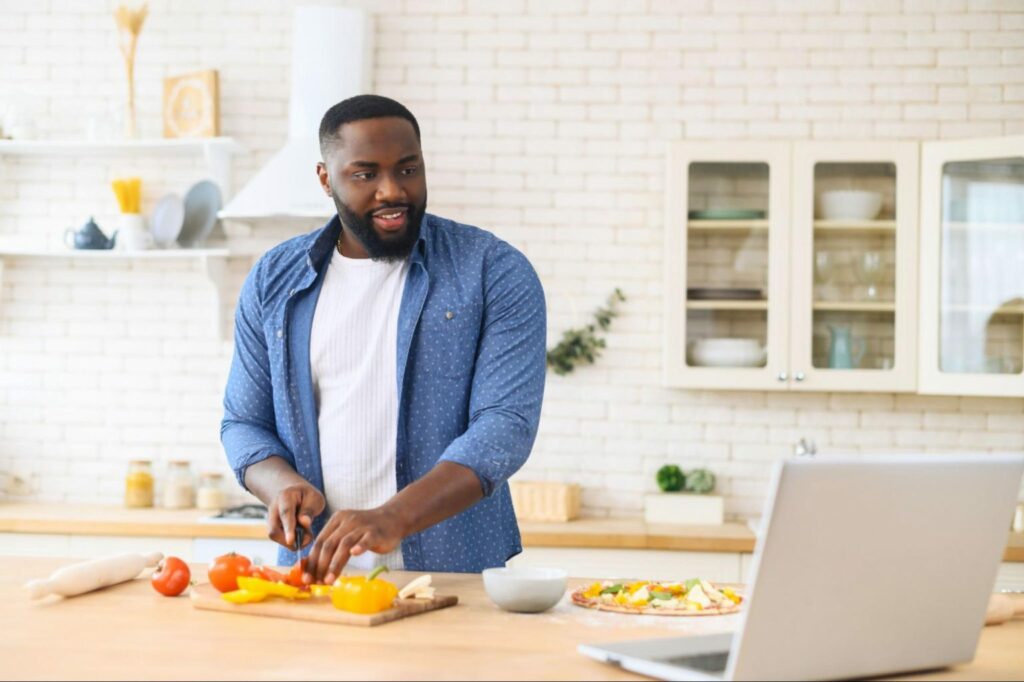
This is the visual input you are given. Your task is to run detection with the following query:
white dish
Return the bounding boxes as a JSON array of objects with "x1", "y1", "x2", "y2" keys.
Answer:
[
  {"x1": 689, "y1": 338, "x2": 766, "y2": 367},
  {"x1": 150, "y1": 193, "x2": 184, "y2": 247},
  {"x1": 178, "y1": 180, "x2": 222, "y2": 248},
  {"x1": 818, "y1": 190, "x2": 883, "y2": 220},
  {"x1": 482, "y1": 567, "x2": 567, "y2": 613}
]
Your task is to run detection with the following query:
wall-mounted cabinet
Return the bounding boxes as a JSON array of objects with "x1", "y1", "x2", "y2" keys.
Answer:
[
  {"x1": 664, "y1": 142, "x2": 791, "y2": 390},
  {"x1": 918, "y1": 136, "x2": 1024, "y2": 397},
  {"x1": 665, "y1": 140, "x2": 920, "y2": 393}
]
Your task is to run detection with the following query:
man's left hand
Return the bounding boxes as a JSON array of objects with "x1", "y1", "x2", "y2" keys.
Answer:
[{"x1": 303, "y1": 506, "x2": 408, "y2": 584}]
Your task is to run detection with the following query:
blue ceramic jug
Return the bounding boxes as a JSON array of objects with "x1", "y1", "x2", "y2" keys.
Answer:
[{"x1": 827, "y1": 324, "x2": 866, "y2": 369}]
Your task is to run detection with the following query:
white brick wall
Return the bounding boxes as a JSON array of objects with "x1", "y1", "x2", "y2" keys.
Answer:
[{"x1": 0, "y1": 0, "x2": 1022, "y2": 518}]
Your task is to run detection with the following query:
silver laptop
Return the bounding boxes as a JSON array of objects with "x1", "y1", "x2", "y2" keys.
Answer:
[{"x1": 579, "y1": 453, "x2": 1024, "y2": 681}]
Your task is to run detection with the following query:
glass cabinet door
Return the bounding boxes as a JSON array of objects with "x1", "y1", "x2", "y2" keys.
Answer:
[
  {"x1": 664, "y1": 142, "x2": 790, "y2": 390},
  {"x1": 790, "y1": 142, "x2": 919, "y2": 392},
  {"x1": 920, "y1": 136, "x2": 1024, "y2": 396}
]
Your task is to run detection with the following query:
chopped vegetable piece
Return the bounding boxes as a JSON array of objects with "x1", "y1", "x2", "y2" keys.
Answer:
[
  {"x1": 236, "y1": 576, "x2": 300, "y2": 599},
  {"x1": 221, "y1": 589, "x2": 267, "y2": 604},
  {"x1": 649, "y1": 590, "x2": 673, "y2": 600},
  {"x1": 600, "y1": 583, "x2": 623, "y2": 595}
]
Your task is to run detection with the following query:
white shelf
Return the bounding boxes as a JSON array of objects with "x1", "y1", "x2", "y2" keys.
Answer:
[
  {"x1": 813, "y1": 301, "x2": 896, "y2": 313},
  {"x1": 814, "y1": 219, "x2": 896, "y2": 232},
  {"x1": 0, "y1": 137, "x2": 244, "y2": 201},
  {"x1": 0, "y1": 245, "x2": 234, "y2": 341},
  {"x1": 687, "y1": 219, "x2": 769, "y2": 231},
  {"x1": 0, "y1": 137, "x2": 244, "y2": 156},
  {"x1": 686, "y1": 300, "x2": 768, "y2": 311},
  {"x1": 0, "y1": 245, "x2": 229, "y2": 259}
]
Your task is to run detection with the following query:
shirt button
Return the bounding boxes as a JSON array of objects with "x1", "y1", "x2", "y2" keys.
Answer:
[
  {"x1": 289, "y1": 288, "x2": 296, "y2": 296},
  {"x1": 445, "y1": 311, "x2": 454, "y2": 320},
  {"x1": 276, "y1": 329, "x2": 284, "y2": 339}
]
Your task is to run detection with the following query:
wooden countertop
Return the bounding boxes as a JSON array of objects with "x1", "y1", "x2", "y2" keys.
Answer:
[
  {"x1": 3, "y1": 557, "x2": 1022, "y2": 681},
  {"x1": 2, "y1": 503, "x2": 1022, "y2": 561}
]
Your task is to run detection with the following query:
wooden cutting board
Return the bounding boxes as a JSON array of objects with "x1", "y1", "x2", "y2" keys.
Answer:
[{"x1": 190, "y1": 583, "x2": 458, "y2": 626}]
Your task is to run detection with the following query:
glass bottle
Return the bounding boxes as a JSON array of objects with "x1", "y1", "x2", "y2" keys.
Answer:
[
  {"x1": 196, "y1": 472, "x2": 227, "y2": 512},
  {"x1": 163, "y1": 461, "x2": 194, "y2": 509},
  {"x1": 124, "y1": 460, "x2": 154, "y2": 508}
]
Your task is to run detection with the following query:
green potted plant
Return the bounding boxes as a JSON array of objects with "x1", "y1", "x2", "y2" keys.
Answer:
[{"x1": 644, "y1": 465, "x2": 724, "y2": 525}]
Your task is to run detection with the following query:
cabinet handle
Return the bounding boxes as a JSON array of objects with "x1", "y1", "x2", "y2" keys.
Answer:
[
  {"x1": 795, "y1": 372, "x2": 806, "y2": 382},
  {"x1": 776, "y1": 372, "x2": 788, "y2": 382}
]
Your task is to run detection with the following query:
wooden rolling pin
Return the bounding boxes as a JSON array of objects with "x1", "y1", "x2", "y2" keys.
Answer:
[{"x1": 984, "y1": 592, "x2": 1024, "y2": 626}]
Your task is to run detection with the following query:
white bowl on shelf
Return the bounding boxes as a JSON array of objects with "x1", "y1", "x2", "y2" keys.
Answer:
[
  {"x1": 688, "y1": 338, "x2": 767, "y2": 368},
  {"x1": 818, "y1": 190, "x2": 883, "y2": 220}
]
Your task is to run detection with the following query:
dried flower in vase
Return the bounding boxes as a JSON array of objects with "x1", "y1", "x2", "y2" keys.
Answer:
[{"x1": 113, "y1": 3, "x2": 148, "y2": 139}]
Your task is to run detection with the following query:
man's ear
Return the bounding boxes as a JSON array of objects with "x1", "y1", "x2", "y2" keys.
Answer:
[{"x1": 316, "y1": 162, "x2": 332, "y2": 197}]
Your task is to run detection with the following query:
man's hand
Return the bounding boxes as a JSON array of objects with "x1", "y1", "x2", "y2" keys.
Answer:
[
  {"x1": 303, "y1": 506, "x2": 408, "y2": 585},
  {"x1": 267, "y1": 481, "x2": 326, "y2": 552}
]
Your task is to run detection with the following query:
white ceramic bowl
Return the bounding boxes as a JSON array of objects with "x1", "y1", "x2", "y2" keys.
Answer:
[
  {"x1": 818, "y1": 190, "x2": 883, "y2": 220},
  {"x1": 689, "y1": 338, "x2": 766, "y2": 368},
  {"x1": 482, "y1": 567, "x2": 568, "y2": 613}
]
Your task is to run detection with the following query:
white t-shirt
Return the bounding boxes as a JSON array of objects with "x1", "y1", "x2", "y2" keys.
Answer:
[{"x1": 310, "y1": 247, "x2": 409, "y2": 571}]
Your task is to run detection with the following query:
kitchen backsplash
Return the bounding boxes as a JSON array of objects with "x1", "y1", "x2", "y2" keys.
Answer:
[{"x1": 1, "y1": 0, "x2": 1023, "y2": 517}]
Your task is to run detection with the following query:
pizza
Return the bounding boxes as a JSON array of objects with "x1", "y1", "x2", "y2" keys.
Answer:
[{"x1": 570, "y1": 578, "x2": 742, "y2": 616}]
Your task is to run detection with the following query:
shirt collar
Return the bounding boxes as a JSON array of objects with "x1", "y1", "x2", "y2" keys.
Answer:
[{"x1": 306, "y1": 213, "x2": 429, "y2": 273}]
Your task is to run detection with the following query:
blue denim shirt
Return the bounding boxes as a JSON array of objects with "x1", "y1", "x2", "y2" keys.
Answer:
[{"x1": 221, "y1": 213, "x2": 546, "y2": 572}]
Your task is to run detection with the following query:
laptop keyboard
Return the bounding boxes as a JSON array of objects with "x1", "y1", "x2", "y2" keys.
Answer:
[{"x1": 663, "y1": 651, "x2": 730, "y2": 673}]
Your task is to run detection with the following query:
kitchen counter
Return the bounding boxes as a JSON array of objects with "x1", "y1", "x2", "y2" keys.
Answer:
[
  {"x1": 2, "y1": 556, "x2": 1022, "y2": 680},
  {"x1": 2, "y1": 502, "x2": 1022, "y2": 561}
]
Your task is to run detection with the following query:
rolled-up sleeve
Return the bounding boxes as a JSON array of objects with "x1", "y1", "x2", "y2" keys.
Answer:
[
  {"x1": 221, "y1": 262, "x2": 295, "y2": 489},
  {"x1": 439, "y1": 243, "x2": 546, "y2": 497}
]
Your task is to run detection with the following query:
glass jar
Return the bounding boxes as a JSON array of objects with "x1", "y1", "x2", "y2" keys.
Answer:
[
  {"x1": 196, "y1": 472, "x2": 227, "y2": 512},
  {"x1": 162, "y1": 461, "x2": 194, "y2": 509},
  {"x1": 124, "y1": 460, "x2": 154, "y2": 508}
]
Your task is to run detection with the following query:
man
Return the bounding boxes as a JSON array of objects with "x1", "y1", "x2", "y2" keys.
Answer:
[{"x1": 221, "y1": 95, "x2": 546, "y2": 583}]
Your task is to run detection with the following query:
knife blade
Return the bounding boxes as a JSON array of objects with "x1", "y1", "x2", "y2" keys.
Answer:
[{"x1": 294, "y1": 525, "x2": 304, "y2": 554}]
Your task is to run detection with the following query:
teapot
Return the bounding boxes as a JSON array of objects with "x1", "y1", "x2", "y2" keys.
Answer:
[
  {"x1": 827, "y1": 324, "x2": 866, "y2": 369},
  {"x1": 63, "y1": 216, "x2": 117, "y2": 250}
]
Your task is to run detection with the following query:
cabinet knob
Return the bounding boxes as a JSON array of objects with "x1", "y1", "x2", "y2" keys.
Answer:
[
  {"x1": 795, "y1": 371, "x2": 806, "y2": 382},
  {"x1": 776, "y1": 372, "x2": 788, "y2": 382}
]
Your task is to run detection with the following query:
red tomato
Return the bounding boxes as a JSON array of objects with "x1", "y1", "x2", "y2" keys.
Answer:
[
  {"x1": 248, "y1": 565, "x2": 285, "y2": 582},
  {"x1": 285, "y1": 561, "x2": 305, "y2": 588},
  {"x1": 151, "y1": 556, "x2": 191, "y2": 597},
  {"x1": 207, "y1": 552, "x2": 252, "y2": 593}
]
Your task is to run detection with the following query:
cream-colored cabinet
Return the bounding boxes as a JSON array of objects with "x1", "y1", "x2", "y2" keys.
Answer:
[
  {"x1": 789, "y1": 141, "x2": 919, "y2": 392},
  {"x1": 664, "y1": 141, "x2": 792, "y2": 390},
  {"x1": 665, "y1": 140, "x2": 919, "y2": 392},
  {"x1": 918, "y1": 135, "x2": 1024, "y2": 397}
]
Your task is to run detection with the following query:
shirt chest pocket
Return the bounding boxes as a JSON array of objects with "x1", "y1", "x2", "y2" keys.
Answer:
[{"x1": 415, "y1": 303, "x2": 482, "y2": 380}]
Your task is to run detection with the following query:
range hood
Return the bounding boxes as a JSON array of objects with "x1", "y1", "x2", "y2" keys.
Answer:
[{"x1": 219, "y1": 6, "x2": 373, "y2": 220}]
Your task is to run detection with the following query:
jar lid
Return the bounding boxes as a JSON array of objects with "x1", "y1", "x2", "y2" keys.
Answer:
[
  {"x1": 200, "y1": 472, "x2": 224, "y2": 480},
  {"x1": 169, "y1": 460, "x2": 191, "y2": 466},
  {"x1": 128, "y1": 459, "x2": 152, "y2": 465}
]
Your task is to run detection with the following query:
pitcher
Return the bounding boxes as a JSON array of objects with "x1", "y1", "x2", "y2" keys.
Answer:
[{"x1": 827, "y1": 324, "x2": 866, "y2": 369}]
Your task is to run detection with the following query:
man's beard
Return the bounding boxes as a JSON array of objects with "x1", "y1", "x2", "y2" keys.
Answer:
[{"x1": 331, "y1": 190, "x2": 426, "y2": 263}]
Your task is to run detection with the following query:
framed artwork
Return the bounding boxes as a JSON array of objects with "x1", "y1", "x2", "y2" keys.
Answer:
[{"x1": 163, "y1": 70, "x2": 220, "y2": 138}]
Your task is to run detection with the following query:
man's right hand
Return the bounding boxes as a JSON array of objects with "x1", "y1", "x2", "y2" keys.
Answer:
[{"x1": 266, "y1": 481, "x2": 325, "y2": 552}]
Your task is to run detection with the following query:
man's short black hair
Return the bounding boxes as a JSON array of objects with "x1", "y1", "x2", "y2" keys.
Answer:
[{"x1": 318, "y1": 94, "x2": 421, "y2": 159}]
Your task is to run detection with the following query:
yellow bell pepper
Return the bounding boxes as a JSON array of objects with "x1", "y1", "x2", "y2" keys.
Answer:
[
  {"x1": 330, "y1": 566, "x2": 399, "y2": 614},
  {"x1": 310, "y1": 584, "x2": 333, "y2": 598},
  {"x1": 221, "y1": 589, "x2": 268, "y2": 604},
  {"x1": 583, "y1": 582, "x2": 603, "y2": 599},
  {"x1": 236, "y1": 576, "x2": 301, "y2": 599}
]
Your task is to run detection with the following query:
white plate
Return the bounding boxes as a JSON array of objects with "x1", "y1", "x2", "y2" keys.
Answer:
[
  {"x1": 150, "y1": 193, "x2": 184, "y2": 247},
  {"x1": 178, "y1": 180, "x2": 222, "y2": 248}
]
